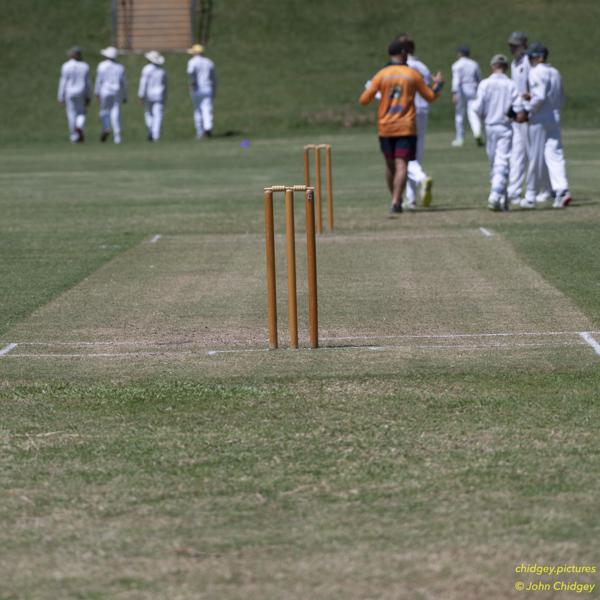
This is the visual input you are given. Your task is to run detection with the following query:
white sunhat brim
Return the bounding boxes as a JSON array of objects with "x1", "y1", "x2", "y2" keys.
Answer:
[
  {"x1": 145, "y1": 52, "x2": 165, "y2": 65},
  {"x1": 100, "y1": 47, "x2": 118, "y2": 59}
]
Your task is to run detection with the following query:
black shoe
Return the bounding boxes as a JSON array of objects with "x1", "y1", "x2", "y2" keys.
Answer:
[
  {"x1": 205, "y1": 130, "x2": 212, "y2": 138},
  {"x1": 147, "y1": 132, "x2": 154, "y2": 142},
  {"x1": 389, "y1": 202, "x2": 403, "y2": 217},
  {"x1": 100, "y1": 130, "x2": 110, "y2": 142},
  {"x1": 475, "y1": 135, "x2": 484, "y2": 147},
  {"x1": 75, "y1": 127, "x2": 84, "y2": 142}
]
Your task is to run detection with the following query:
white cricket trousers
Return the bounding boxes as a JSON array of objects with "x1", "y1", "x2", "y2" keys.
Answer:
[
  {"x1": 65, "y1": 95, "x2": 87, "y2": 142},
  {"x1": 405, "y1": 111, "x2": 429, "y2": 205},
  {"x1": 99, "y1": 94, "x2": 122, "y2": 143},
  {"x1": 191, "y1": 92, "x2": 214, "y2": 137},
  {"x1": 507, "y1": 121, "x2": 528, "y2": 199},
  {"x1": 455, "y1": 92, "x2": 482, "y2": 140},
  {"x1": 144, "y1": 101, "x2": 164, "y2": 141},
  {"x1": 525, "y1": 121, "x2": 569, "y2": 202},
  {"x1": 485, "y1": 124, "x2": 512, "y2": 197}
]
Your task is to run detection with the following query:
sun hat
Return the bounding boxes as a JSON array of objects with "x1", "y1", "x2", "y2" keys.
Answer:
[
  {"x1": 490, "y1": 53, "x2": 508, "y2": 67},
  {"x1": 187, "y1": 44, "x2": 204, "y2": 55},
  {"x1": 144, "y1": 50, "x2": 165, "y2": 65},
  {"x1": 100, "y1": 46, "x2": 119, "y2": 60}
]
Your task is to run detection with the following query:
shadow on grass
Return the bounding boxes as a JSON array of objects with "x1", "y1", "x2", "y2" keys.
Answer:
[{"x1": 214, "y1": 130, "x2": 244, "y2": 138}]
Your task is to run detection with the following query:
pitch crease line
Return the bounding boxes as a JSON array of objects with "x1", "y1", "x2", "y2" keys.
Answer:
[
  {"x1": 3, "y1": 331, "x2": 599, "y2": 349},
  {"x1": 3, "y1": 340, "x2": 586, "y2": 359},
  {"x1": 0, "y1": 343, "x2": 17, "y2": 356},
  {"x1": 205, "y1": 340, "x2": 584, "y2": 356},
  {"x1": 320, "y1": 330, "x2": 595, "y2": 342},
  {"x1": 579, "y1": 332, "x2": 600, "y2": 357},
  {"x1": 5, "y1": 351, "x2": 196, "y2": 359}
]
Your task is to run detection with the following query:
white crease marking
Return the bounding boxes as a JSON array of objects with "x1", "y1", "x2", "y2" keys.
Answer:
[
  {"x1": 579, "y1": 332, "x2": 600, "y2": 357},
  {"x1": 0, "y1": 343, "x2": 18, "y2": 356}
]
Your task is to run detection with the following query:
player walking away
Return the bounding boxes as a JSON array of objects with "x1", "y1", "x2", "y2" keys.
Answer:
[
  {"x1": 451, "y1": 45, "x2": 483, "y2": 147},
  {"x1": 187, "y1": 44, "x2": 217, "y2": 139},
  {"x1": 359, "y1": 39, "x2": 444, "y2": 216},
  {"x1": 472, "y1": 54, "x2": 524, "y2": 211},
  {"x1": 95, "y1": 46, "x2": 127, "y2": 144},
  {"x1": 138, "y1": 51, "x2": 167, "y2": 142},
  {"x1": 507, "y1": 31, "x2": 531, "y2": 205},
  {"x1": 401, "y1": 35, "x2": 435, "y2": 209},
  {"x1": 522, "y1": 43, "x2": 571, "y2": 209},
  {"x1": 57, "y1": 46, "x2": 91, "y2": 143}
]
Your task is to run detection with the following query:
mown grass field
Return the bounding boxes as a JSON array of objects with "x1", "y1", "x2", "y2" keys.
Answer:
[{"x1": 1, "y1": 129, "x2": 600, "y2": 599}]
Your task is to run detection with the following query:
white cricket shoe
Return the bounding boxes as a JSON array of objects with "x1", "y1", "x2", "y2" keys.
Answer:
[
  {"x1": 536, "y1": 191, "x2": 552, "y2": 203},
  {"x1": 488, "y1": 193, "x2": 501, "y2": 211},
  {"x1": 451, "y1": 138, "x2": 464, "y2": 148},
  {"x1": 520, "y1": 198, "x2": 537, "y2": 209},
  {"x1": 509, "y1": 196, "x2": 523, "y2": 206},
  {"x1": 553, "y1": 190, "x2": 572, "y2": 209}
]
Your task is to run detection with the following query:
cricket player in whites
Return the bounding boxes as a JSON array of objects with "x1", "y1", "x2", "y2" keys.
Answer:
[
  {"x1": 507, "y1": 31, "x2": 531, "y2": 205},
  {"x1": 138, "y1": 51, "x2": 167, "y2": 142},
  {"x1": 95, "y1": 46, "x2": 128, "y2": 144},
  {"x1": 451, "y1": 45, "x2": 483, "y2": 147},
  {"x1": 472, "y1": 54, "x2": 524, "y2": 211},
  {"x1": 360, "y1": 39, "x2": 444, "y2": 216},
  {"x1": 57, "y1": 46, "x2": 91, "y2": 143},
  {"x1": 523, "y1": 43, "x2": 571, "y2": 209},
  {"x1": 187, "y1": 44, "x2": 217, "y2": 139},
  {"x1": 402, "y1": 35, "x2": 435, "y2": 208}
]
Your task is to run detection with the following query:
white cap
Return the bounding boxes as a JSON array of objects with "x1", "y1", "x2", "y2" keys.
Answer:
[
  {"x1": 144, "y1": 50, "x2": 165, "y2": 65},
  {"x1": 100, "y1": 46, "x2": 118, "y2": 60}
]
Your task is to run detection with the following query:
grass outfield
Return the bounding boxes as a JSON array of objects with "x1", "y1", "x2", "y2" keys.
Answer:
[
  {"x1": 3, "y1": 0, "x2": 600, "y2": 144},
  {"x1": 1, "y1": 131, "x2": 600, "y2": 598}
]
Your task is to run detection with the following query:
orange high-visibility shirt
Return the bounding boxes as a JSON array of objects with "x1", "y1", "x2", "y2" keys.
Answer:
[{"x1": 360, "y1": 63, "x2": 441, "y2": 137}]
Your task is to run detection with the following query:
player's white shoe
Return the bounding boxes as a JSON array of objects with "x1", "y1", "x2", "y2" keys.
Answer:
[
  {"x1": 488, "y1": 193, "x2": 502, "y2": 211},
  {"x1": 520, "y1": 198, "x2": 537, "y2": 209},
  {"x1": 404, "y1": 199, "x2": 417, "y2": 210},
  {"x1": 552, "y1": 190, "x2": 572, "y2": 209},
  {"x1": 536, "y1": 191, "x2": 552, "y2": 203},
  {"x1": 451, "y1": 138, "x2": 464, "y2": 148},
  {"x1": 509, "y1": 196, "x2": 523, "y2": 206}
]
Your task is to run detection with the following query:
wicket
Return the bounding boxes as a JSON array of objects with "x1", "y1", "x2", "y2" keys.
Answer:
[
  {"x1": 303, "y1": 144, "x2": 334, "y2": 234},
  {"x1": 264, "y1": 185, "x2": 318, "y2": 350}
]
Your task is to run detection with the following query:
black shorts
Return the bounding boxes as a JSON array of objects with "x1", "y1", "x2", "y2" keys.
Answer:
[{"x1": 379, "y1": 135, "x2": 417, "y2": 161}]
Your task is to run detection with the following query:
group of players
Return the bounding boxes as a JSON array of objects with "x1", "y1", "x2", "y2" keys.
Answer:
[
  {"x1": 57, "y1": 44, "x2": 216, "y2": 144},
  {"x1": 360, "y1": 32, "x2": 571, "y2": 214},
  {"x1": 60, "y1": 33, "x2": 570, "y2": 212}
]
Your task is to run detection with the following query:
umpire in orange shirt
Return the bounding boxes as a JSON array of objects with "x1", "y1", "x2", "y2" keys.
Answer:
[{"x1": 360, "y1": 39, "x2": 444, "y2": 216}]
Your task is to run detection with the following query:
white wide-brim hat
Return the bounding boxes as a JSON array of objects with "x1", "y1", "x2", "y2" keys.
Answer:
[
  {"x1": 144, "y1": 50, "x2": 165, "y2": 65},
  {"x1": 100, "y1": 46, "x2": 119, "y2": 60}
]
